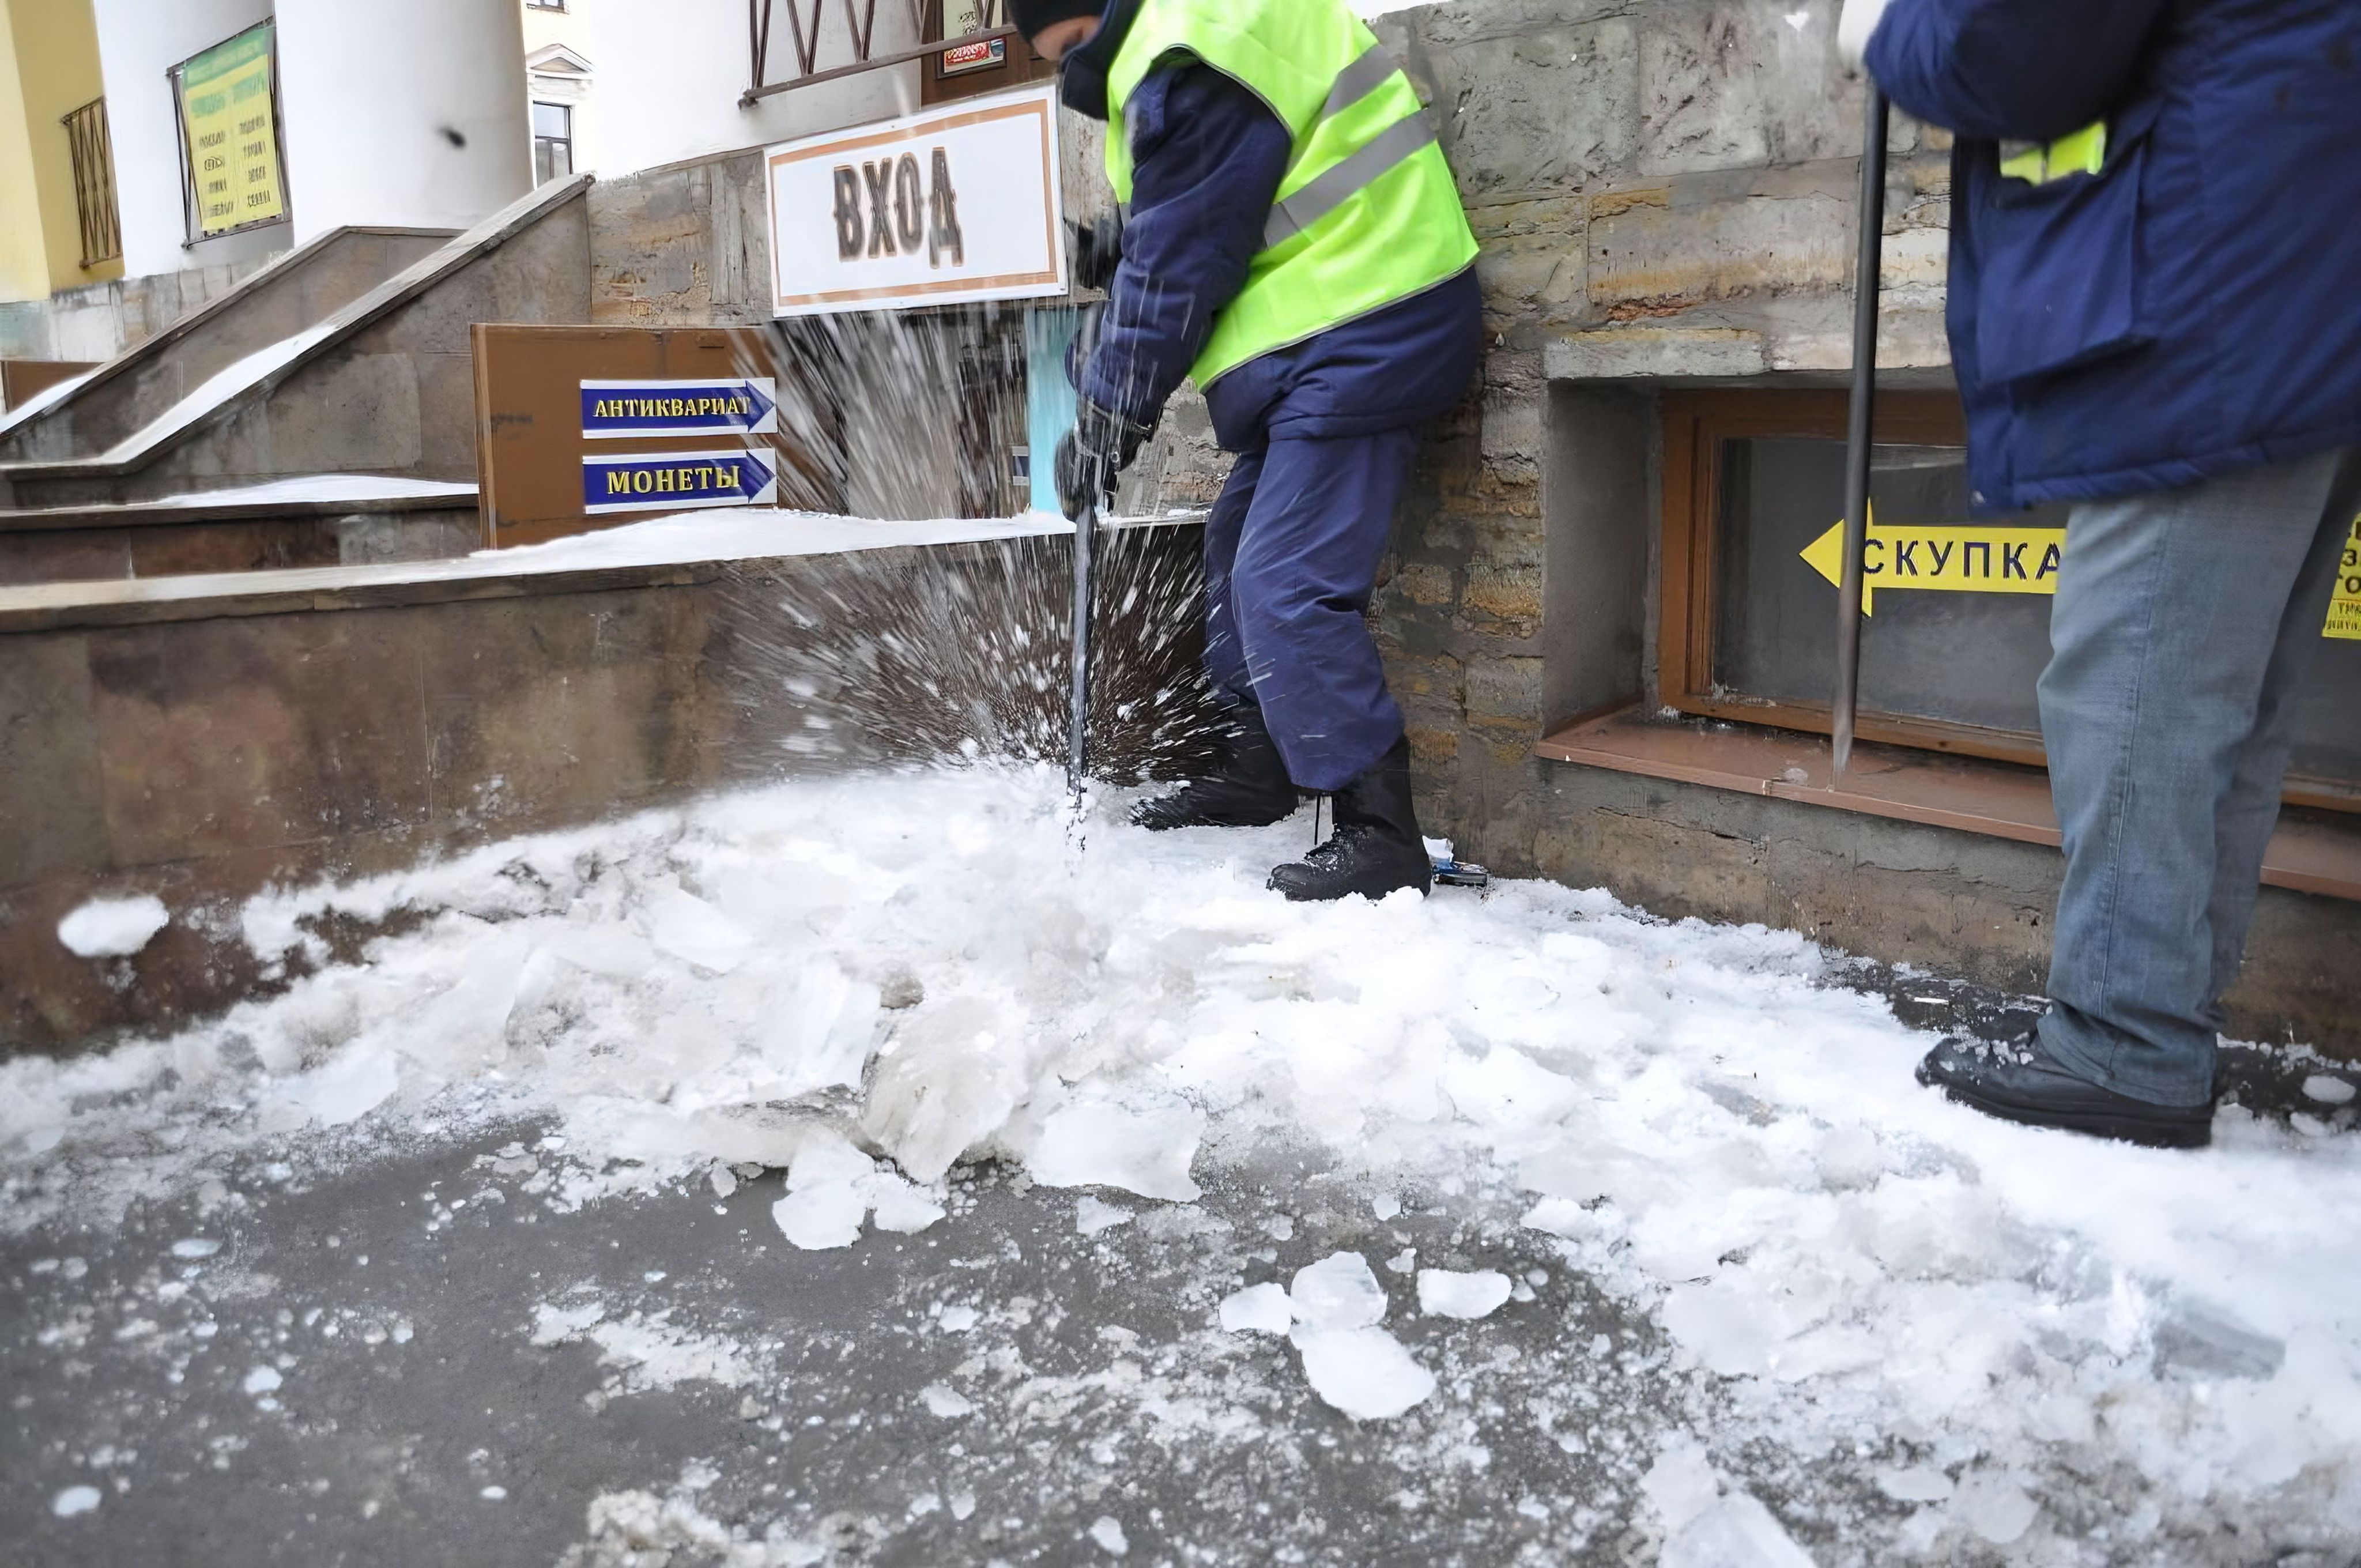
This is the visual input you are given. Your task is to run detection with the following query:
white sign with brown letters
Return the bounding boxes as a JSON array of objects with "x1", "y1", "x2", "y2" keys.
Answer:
[{"x1": 765, "y1": 84, "x2": 1067, "y2": 316}]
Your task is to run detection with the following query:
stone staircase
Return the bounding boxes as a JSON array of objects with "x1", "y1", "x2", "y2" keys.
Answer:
[{"x1": 0, "y1": 176, "x2": 595, "y2": 577}]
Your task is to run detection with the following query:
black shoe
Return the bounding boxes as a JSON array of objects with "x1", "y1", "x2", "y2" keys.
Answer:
[
  {"x1": 1914, "y1": 1032, "x2": 2213, "y2": 1149},
  {"x1": 1267, "y1": 737, "x2": 1432, "y2": 903},
  {"x1": 1130, "y1": 703, "x2": 1301, "y2": 830}
]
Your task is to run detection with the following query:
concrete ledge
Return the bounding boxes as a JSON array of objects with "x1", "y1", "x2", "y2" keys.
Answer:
[{"x1": 1538, "y1": 707, "x2": 2361, "y2": 902}]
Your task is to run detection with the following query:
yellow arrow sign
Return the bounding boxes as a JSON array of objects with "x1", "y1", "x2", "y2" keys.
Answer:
[
  {"x1": 1800, "y1": 509, "x2": 2064, "y2": 616},
  {"x1": 2330, "y1": 514, "x2": 2361, "y2": 642}
]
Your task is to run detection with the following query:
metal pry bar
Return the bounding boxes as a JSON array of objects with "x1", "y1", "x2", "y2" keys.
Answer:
[
  {"x1": 1833, "y1": 81, "x2": 1890, "y2": 776},
  {"x1": 1066, "y1": 492, "x2": 1097, "y2": 802}
]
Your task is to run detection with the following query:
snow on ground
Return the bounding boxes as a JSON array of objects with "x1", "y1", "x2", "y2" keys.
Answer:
[{"x1": 6, "y1": 764, "x2": 2361, "y2": 1561}]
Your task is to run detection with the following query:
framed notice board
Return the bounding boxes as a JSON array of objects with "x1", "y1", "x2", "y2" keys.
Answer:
[
  {"x1": 171, "y1": 21, "x2": 288, "y2": 243},
  {"x1": 471, "y1": 325, "x2": 840, "y2": 548}
]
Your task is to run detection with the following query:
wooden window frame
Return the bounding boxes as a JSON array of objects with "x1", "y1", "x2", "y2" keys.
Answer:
[{"x1": 1657, "y1": 388, "x2": 2356, "y2": 813}]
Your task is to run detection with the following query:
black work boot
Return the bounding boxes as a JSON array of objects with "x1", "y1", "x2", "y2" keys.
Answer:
[
  {"x1": 1267, "y1": 737, "x2": 1432, "y2": 902},
  {"x1": 1130, "y1": 702, "x2": 1301, "y2": 830},
  {"x1": 1915, "y1": 1031, "x2": 2213, "y2": 1149}
]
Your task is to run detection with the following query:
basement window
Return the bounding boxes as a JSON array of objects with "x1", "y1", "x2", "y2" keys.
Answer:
[{"x1": 1653, "y1": 390, "x2": 2361, "y2": 813}]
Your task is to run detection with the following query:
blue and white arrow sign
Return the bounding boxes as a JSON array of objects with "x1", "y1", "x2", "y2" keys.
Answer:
[
  {"x1": 580, "y1": 377, "x2": 777, "y2": 439},
  {"x1": 582, "y1": 448, "x2": 778, "y2": 514}
]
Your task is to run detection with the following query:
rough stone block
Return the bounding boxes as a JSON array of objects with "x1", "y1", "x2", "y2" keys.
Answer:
[
  {"x1": 1465, "y1": 655, "x2": 1545, "y2": 728},
  {"x1": 1636, "y1": 0, "x2": 1862, "y2": 178},
  {"x1": 264, "y1": 353, "x2": 425, "y2": 473},
  {"x1": 1547, "y1": 325, "x2": 1770, "y2": 379},
  {"x1": 1588, "y1": 164, "x2": 1854, "y2": 312},
  {"x1": 1424, "y1": 17, "x2": 1638, "y2": 204}
]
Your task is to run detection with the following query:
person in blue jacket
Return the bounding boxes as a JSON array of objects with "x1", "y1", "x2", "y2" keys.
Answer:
[
  {"x1": 1843, "y1": 0, "x2": 2361, "y2": 1147},
  {"x1": 1013, "y1": 0, "x2": 1483, "y2": 903}
]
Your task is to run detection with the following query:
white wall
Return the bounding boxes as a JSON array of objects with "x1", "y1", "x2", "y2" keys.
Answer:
[
  {"x1": 91, "y1": 0, "x2": 277, "y2": 278},
  {"x1": 590, "y1": 0, "x2": 913, "y2": 179},
  {"x1": 276, "y1": 0, "x2": 530, "y2": 242}
]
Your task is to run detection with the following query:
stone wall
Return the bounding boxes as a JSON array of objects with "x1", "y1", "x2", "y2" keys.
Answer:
[{"x1": 0, "y1": 256, "x2": 279, "y2": 363}]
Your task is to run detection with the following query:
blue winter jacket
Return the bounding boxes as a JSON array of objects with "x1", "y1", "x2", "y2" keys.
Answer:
[
  {"x1": 1076, "y1": 65, "x2": 1480, "y2": 453},
  {"x1": 1865, "y1": 0, "x2": 2361, "y2": 512}
]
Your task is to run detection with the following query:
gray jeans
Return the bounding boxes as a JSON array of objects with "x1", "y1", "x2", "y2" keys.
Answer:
[{"x1": 2037, "y1": 446, "x2": 2360, "y2": 1106}]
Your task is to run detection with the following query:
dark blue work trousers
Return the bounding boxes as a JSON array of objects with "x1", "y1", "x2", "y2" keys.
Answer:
[{"x1": 1201, "y1": 427, "x2": 1421, "y2": 792}]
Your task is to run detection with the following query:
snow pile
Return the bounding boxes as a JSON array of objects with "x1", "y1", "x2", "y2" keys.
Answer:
[
  {"x1": 3, "y1": 765, "x2": 2360, "y2": 1556},
  {"x1": 55, "y1": 894, "x2": 169, "y2": 959}
]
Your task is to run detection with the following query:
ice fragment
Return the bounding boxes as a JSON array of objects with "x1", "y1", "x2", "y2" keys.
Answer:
[
  {"x1": 1416, "y1": 1268, "x2": 1512, "y2": 1320},
  {"x1": 52, "y1": 1485, "x2": 101, "y2": 1518},
  {"x1": 1289, "y1": 1252, "x2": 1387, "y2": 1332},
  {"x1": 1293, "y1": 1327, "x2": 1435, "y2": 1420},
  {"x1": 1218, "y1": 1282, "x2": 1292, "y2": 1335}
]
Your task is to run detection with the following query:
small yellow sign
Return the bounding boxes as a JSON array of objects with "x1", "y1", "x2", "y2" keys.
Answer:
[
  {"x1": 178, "y1": 23, "x2": 285, "y2": 239},
  {"x1": 1799, "y1": 510, "x2": 2064, "y2": 616},
  {"x1": 2329, "y1": 514, "x2": 2361, "y2": 642},
  {"x1": 1805, "y1": 509, "x2": 2361, "y2": 639}
]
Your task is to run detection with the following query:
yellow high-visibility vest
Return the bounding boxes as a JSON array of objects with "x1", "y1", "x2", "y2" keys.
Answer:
[{"x1": 1103, "y1": 0, "x2": 1479, "y2": 387}]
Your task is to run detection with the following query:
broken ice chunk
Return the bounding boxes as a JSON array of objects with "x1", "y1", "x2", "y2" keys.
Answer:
[
  {"x1": 1028, "y1": 1093, "x2": 1204, "y2": 1203},
  {"x1": 861, "y1": 998, "x2": 1027, "y2": 1183},
  {"x1": 1875, "y1": 1465, "x2": 1955, "y2": 1503},
  {"x1": 2300, "y1": 1074, "x2": 2356, "y2": 1106},
  {"x1": 638, "y1": 887, "x2": 755, "y2": 975},
  {"x1": 52, "y1": 1485, "x2": 101, "y2": 1518},
  {"x1": 1088, "y1": 1516, "x2": 1129, "y2": 1556},
  {"x1": 2152, "y1": 1296, "x2": 2285, "y2": 1381},
  {"x1": 170, "y1": 1238, "x2": 221, "y2": 1260},
  {"x1": 1416, "y1": 1268, "x2": 1512, "y2": 1320},
  {"x1": 243, "y1": 1366, "x2": 282, "y2": 1396},
  {"x1": 1948, "y1": 1471, "x2": 2039, "y2": 1546},
  {"x1": 919, "y1": 1383, "x2": 974, "y2": 1418},
  {"x1": 1659, "y1": 1492, "x2": 1816, "y2": 1568},
  {"x1": 1075, "y1": 1196, "x2": 1134, "y2": 1236},
  {"x1": 759, "y1": 962, "x2": 882, "y2": 1096},
  {"x1": 786, "y1": 1128, "x2": 875, "y2": 1192},
  {"x1": 937, "y1": 1304, "x2": 979, "y2": 1332},
  {"x1": 868, "y1": 1178, "x2": 946, "y2": 1235},
  {"x1": 266, "y1": 1046, "x2": 400, "y2": 1129},
  {"x1": 1289, "y1": 1252, "x2": 1387, "y2": 1332},
  {"x1": 771, "y1": 1183, "x2": 865, "y2": 1250},
  {"x1": 1293, "y1": 1327, "x2": 1435, "y2": 1420},
  {"x1": 1217, "y1": 1283, "x2": 1292, "y2": 1336},
  {"x1": 1371, "y1": 1194, "x2": 1403, "y2": 1222}
]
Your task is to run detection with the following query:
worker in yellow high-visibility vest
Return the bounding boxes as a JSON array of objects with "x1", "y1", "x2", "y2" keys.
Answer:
[{"x1": 1016, "y1": 0, "x2": 1481, "y2": 902}]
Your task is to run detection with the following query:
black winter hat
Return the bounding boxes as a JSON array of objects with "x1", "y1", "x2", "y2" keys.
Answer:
[{"x1": 1008, "y1": 0, "x2": 1102, "y2": 43}]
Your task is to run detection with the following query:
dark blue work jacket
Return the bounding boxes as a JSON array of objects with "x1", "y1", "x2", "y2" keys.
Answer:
[
  {"x1": 1866, "y1": 0, "x2": 2361, "y2": 511},
  {"x1": 1076, "y1": 65, "x2": 1480, "y2": 453}
]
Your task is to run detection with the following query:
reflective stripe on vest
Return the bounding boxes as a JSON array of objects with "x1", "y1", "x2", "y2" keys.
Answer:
[
  {"x1": 1999, "y1": 120, "x2": 2107, "y2": 185},
  {"x1": 1103, "y1": 0, "x2": 1478, "y2": 388},
  {"x1": 1265, "y1": 113, "x2": 1438, "y2": 248}
]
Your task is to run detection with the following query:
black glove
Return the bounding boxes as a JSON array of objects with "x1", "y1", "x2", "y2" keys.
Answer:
[
  {"x1": 1054, "y1": 399, "x2": 1151, "y2": 522},
  {"x1": 1069, "y1": 213, "x2": 1124, "y2": 292}
]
